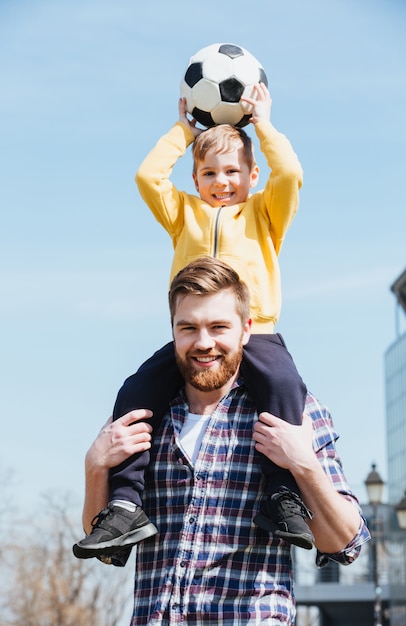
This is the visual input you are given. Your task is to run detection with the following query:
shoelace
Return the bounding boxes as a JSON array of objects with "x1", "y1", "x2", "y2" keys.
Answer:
[
  {"x1": 275, "y1": 490, "x2": 314, "y2": 520},
  {"x1": 90, "y1": 507, "x2": 111, "y2": 529}
]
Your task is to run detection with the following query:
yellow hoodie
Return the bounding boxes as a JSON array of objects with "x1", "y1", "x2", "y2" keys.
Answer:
[{"x1": 136, "y1": 120, "x2": 303, "y2": 333}]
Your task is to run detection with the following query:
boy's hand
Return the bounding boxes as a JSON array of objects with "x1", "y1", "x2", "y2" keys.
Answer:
[
  {"x1": 178, "y1": 97, "x2": 203, "y2": 138},
  {"x1": 241, "y1": 83, "x2": 272, "y2": 125}
]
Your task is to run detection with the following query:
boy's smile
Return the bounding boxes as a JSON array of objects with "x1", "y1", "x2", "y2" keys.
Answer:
[{"x1": 193, "y1": 146, "x2": 259, "y2": 207}]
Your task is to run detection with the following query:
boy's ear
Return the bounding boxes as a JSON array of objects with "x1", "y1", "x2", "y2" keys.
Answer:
[
  {"x1": 192, "y1": 172, "x2": 199, "y2": 192},
  {"x1": 249, "y1": 165, "x2": 260, "y2": 189}
]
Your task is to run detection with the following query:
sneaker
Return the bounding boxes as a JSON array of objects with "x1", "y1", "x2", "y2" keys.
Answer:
[
  {"x1": 97, "y1": 545, "x2": 133, "y2": 567},
  {"x1": 72, "y1": 503, "x2": 158, "y2": 559},
  {"x1": 253, "y1": 487, "x2": 314, "y2": 550}
]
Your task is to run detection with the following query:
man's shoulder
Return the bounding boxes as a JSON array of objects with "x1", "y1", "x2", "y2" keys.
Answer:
[
  {"x1": 305, "y1": 392, "x2": 339, "y2": 452},
  {"x1": 304, "y1": 392, "x2": 329, "y2": 415}
]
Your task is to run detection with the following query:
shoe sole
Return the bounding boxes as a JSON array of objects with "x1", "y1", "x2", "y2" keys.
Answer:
[
  {"x1": 72, "y1": 522, "x2": 158, "y2": 559},
  {"x1": 253, "y1": 512, "x2": 314, "y2": 550}
]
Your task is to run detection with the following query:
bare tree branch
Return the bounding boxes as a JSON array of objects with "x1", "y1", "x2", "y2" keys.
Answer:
[{"x1": 0, "y1": 491, "x2": 133, "y2": 626}]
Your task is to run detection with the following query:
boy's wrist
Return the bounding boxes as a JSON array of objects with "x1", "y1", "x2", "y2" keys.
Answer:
[
  {"x1": 174, "y1": 120, "x2": 196, "y2": 144},
  {"x1": 254, "y1": 119, "x2": 277, "y2": 138}
]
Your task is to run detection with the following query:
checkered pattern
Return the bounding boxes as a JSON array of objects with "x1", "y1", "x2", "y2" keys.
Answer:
[{"x1": 130, "y1": 383, "x2": 370, "y2": 625}]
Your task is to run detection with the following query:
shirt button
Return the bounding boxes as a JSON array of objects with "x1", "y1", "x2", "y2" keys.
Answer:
[
  {"x1": 189, "y1": 517, "x2": 195, "y2": 524},
  {"x1": 180, "y1": 560, "x2": 186, "y2": 567}
]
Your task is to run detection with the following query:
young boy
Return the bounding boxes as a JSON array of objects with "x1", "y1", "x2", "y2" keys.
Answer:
[{"x1": 73, "y1": 84, "x2": 312, "y2": 562}]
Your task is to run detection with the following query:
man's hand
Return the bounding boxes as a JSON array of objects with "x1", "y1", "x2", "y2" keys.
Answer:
[
  {"x1": 253, "y1": 411, "x2": 316, "y2": 472},
  {"x1": 82, "y1": 410, "x2": 153, "y2": 535},
  {"x1": 254, "y1": 411, "x2": 364, "y2": 554},
  {"x1": 85, "y1": 410, "x2": 153, "y2": 472}
]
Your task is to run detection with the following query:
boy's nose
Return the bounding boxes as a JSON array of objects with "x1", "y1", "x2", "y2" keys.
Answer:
[{"x1": 214, "y1": 173, "x2": 228, "y2": 186}]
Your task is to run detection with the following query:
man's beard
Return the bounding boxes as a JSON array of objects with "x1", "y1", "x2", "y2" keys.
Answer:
[{"x1": 175, "y1": 344, "x2": 243, "y2": 392}]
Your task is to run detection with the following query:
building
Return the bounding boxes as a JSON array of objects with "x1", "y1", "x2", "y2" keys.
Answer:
[
  {"x1": 294, "y1": 267, "x2": 406, "y2": 625},
  {"x1": 385, "y1": 267, "x2": 406, "y2": 504},
  {"x1": 384, "y1": 267, "x2": 406, "y2": 624},
  {"x1": 294, "y1": 503, "x2": 391, "y2": 625}
]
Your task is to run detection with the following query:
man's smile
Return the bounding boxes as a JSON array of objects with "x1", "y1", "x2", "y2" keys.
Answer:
[{"x1": 193, "y1": 354, "x2": 221, "y2": 364}]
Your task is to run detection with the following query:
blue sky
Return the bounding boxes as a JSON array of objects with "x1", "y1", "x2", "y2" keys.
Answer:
[{"x1": 1, "y1": 0, "x2": 406, "y2": 516}]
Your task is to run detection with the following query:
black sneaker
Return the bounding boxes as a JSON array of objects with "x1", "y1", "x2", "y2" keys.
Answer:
[
  {"x1": 72, "y1": 503, "x2": 158, "y2": 559},
  {"x1": 253, "y1": 487, "x2": 314, "y2": 550},
  {"x1": 97, "y1": 545, "x2": 133, "y2": 567}
]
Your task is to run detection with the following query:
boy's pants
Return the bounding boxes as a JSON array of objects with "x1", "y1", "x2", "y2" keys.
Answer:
[{"x1": 110, "y1": 334, "x2": 307, "y2": 506}]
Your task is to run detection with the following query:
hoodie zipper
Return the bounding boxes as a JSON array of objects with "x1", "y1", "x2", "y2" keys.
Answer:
[{"x1": 213, "y1": 206, "x2": 224, "y2": 258}]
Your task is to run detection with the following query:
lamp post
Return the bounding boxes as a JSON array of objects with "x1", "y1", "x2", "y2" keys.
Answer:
[
  {"x1": 364, "y1": 466, "x2": 406, "y2": 626},
  {"x1": 365, "y1": 464, "x2": 385, "y2": 626},
  {"x1": 395, "y1": 491, "x2": 406, "y2": 531}
]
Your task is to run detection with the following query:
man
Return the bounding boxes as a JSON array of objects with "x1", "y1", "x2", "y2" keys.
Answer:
[{"x1": 78, "y1": 257, "x2": 369, "y2": 625}]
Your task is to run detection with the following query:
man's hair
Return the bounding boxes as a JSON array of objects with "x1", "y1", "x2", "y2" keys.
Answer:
[
  {"x1": 169, "y1": 256, "x2": 250, "y2": 325},
  {"x1": 192, "y1": 125, "x2": 255, "y2": 174}
]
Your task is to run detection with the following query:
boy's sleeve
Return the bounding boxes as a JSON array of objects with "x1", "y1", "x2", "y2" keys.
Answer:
[
  {"x1": 254, "y1": 120, "x2": 303, "y2": 255},
  {"x1": 136, "y1": 122, "x2": 195, "y2": 238}
]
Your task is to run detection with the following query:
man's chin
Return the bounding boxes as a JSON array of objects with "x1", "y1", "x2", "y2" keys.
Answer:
[
  {"x1": 187, "y1": 361, "x2": 239, "y2": 392},
  {"x1": 188, "y1": 376, "x2": 225, "y2": 392},
  {"x1": 176, "y1": 347, "x2": 243, "y2": 393}
]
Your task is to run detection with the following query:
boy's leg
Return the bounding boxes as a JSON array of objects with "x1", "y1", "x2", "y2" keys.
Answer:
[
  {"x1": 241, "y1": 334, "x2": 314, "y2": 549},
  {"x1": 73, "y1": 342, "x2": 183, "y2": 560},
  {"x1": 242, "y1": 333, "x2": 306, "y2": 419},
  {"x1": 242, "y1": 333, "x2": 306, "y2": 490},
  {"x1": 110, "y1": 341, "x2": 183, "y2": 504}
]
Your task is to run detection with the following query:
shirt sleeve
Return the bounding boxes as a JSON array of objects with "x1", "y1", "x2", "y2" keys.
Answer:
[
  {"x1": 254, "y1": 120, "x2": 303, "y2": 255},
  {"x1": 135, "y1": 122, "x2": 194, "y2": 238},
  {"x1": 305, "y1": 393, "x2": 371, "y2": 567}
]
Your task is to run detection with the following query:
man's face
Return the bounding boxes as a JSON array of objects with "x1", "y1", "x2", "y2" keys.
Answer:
[
  {"x1": 192, "y1": 147, "x2": 259, "y2": 208},
  {"x1": 172, "y1": 289, "x2": 251, "y2": 392}
]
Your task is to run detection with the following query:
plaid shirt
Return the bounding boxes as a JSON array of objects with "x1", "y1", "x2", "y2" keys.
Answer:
[{"x1": 130, "y1": 382, "x2": 369, "y2": 625}]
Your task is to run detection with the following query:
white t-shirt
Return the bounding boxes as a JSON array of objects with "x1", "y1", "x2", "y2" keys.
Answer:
[{"x1": 179, "y1": 412, "x2": 211, "y2": 464}]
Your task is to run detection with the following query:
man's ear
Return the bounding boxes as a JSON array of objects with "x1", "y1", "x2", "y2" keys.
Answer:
[
  {"x1": 249, "y1": 165, "x2": 260, "y2": 189},
  {"x1": 242, "y1": 318, "x2": 252, "y2": 346}
]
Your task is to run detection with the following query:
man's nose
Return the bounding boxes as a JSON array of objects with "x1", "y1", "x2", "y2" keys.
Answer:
[{"x1": 194, "y1": 329, "x2": 215, "y2": 349}]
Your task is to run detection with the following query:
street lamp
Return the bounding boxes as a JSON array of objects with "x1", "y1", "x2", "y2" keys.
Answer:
[
  {"x1": 395, "y1": 490, "x2": 406, "y2": 531},
  {"x1": 364, "y1": 465, "x2": 406, "y2": 626},
  {"x1": 365, "y1": 464, "x2": 385, "y2": 626},
  {"x1": 365, "y1": 463, "x2": 385, "y2": 506}
]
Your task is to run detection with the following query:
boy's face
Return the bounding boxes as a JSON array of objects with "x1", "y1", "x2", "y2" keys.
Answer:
[{"x1": 192, "y1": 146, "x2": 259, "y2": 208}]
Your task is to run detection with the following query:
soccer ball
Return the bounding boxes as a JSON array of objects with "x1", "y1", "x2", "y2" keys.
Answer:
[{"x1": 180, "y1": 43, "x2": 268, "y2": 128}]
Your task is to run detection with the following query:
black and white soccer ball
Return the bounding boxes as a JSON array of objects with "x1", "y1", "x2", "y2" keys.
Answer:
[{"x1": 180, "y1": 43, "x2": 268, "y2": 128}]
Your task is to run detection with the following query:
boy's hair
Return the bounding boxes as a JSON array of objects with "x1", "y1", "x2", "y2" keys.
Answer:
[
  {"x1": 169, "y1": 256, "x2": 250, "y2": 325},
  {"x1": 192, "y1": 125, "x2": 255, "y2": 173}
]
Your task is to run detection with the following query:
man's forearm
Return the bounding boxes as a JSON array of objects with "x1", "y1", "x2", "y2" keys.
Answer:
[
  {"x1": 82, "y1": 457, "x2": 110, "y2": 534},
  {"x1": 293, "y1": 457, "x2": 361, "y2": 553}
]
